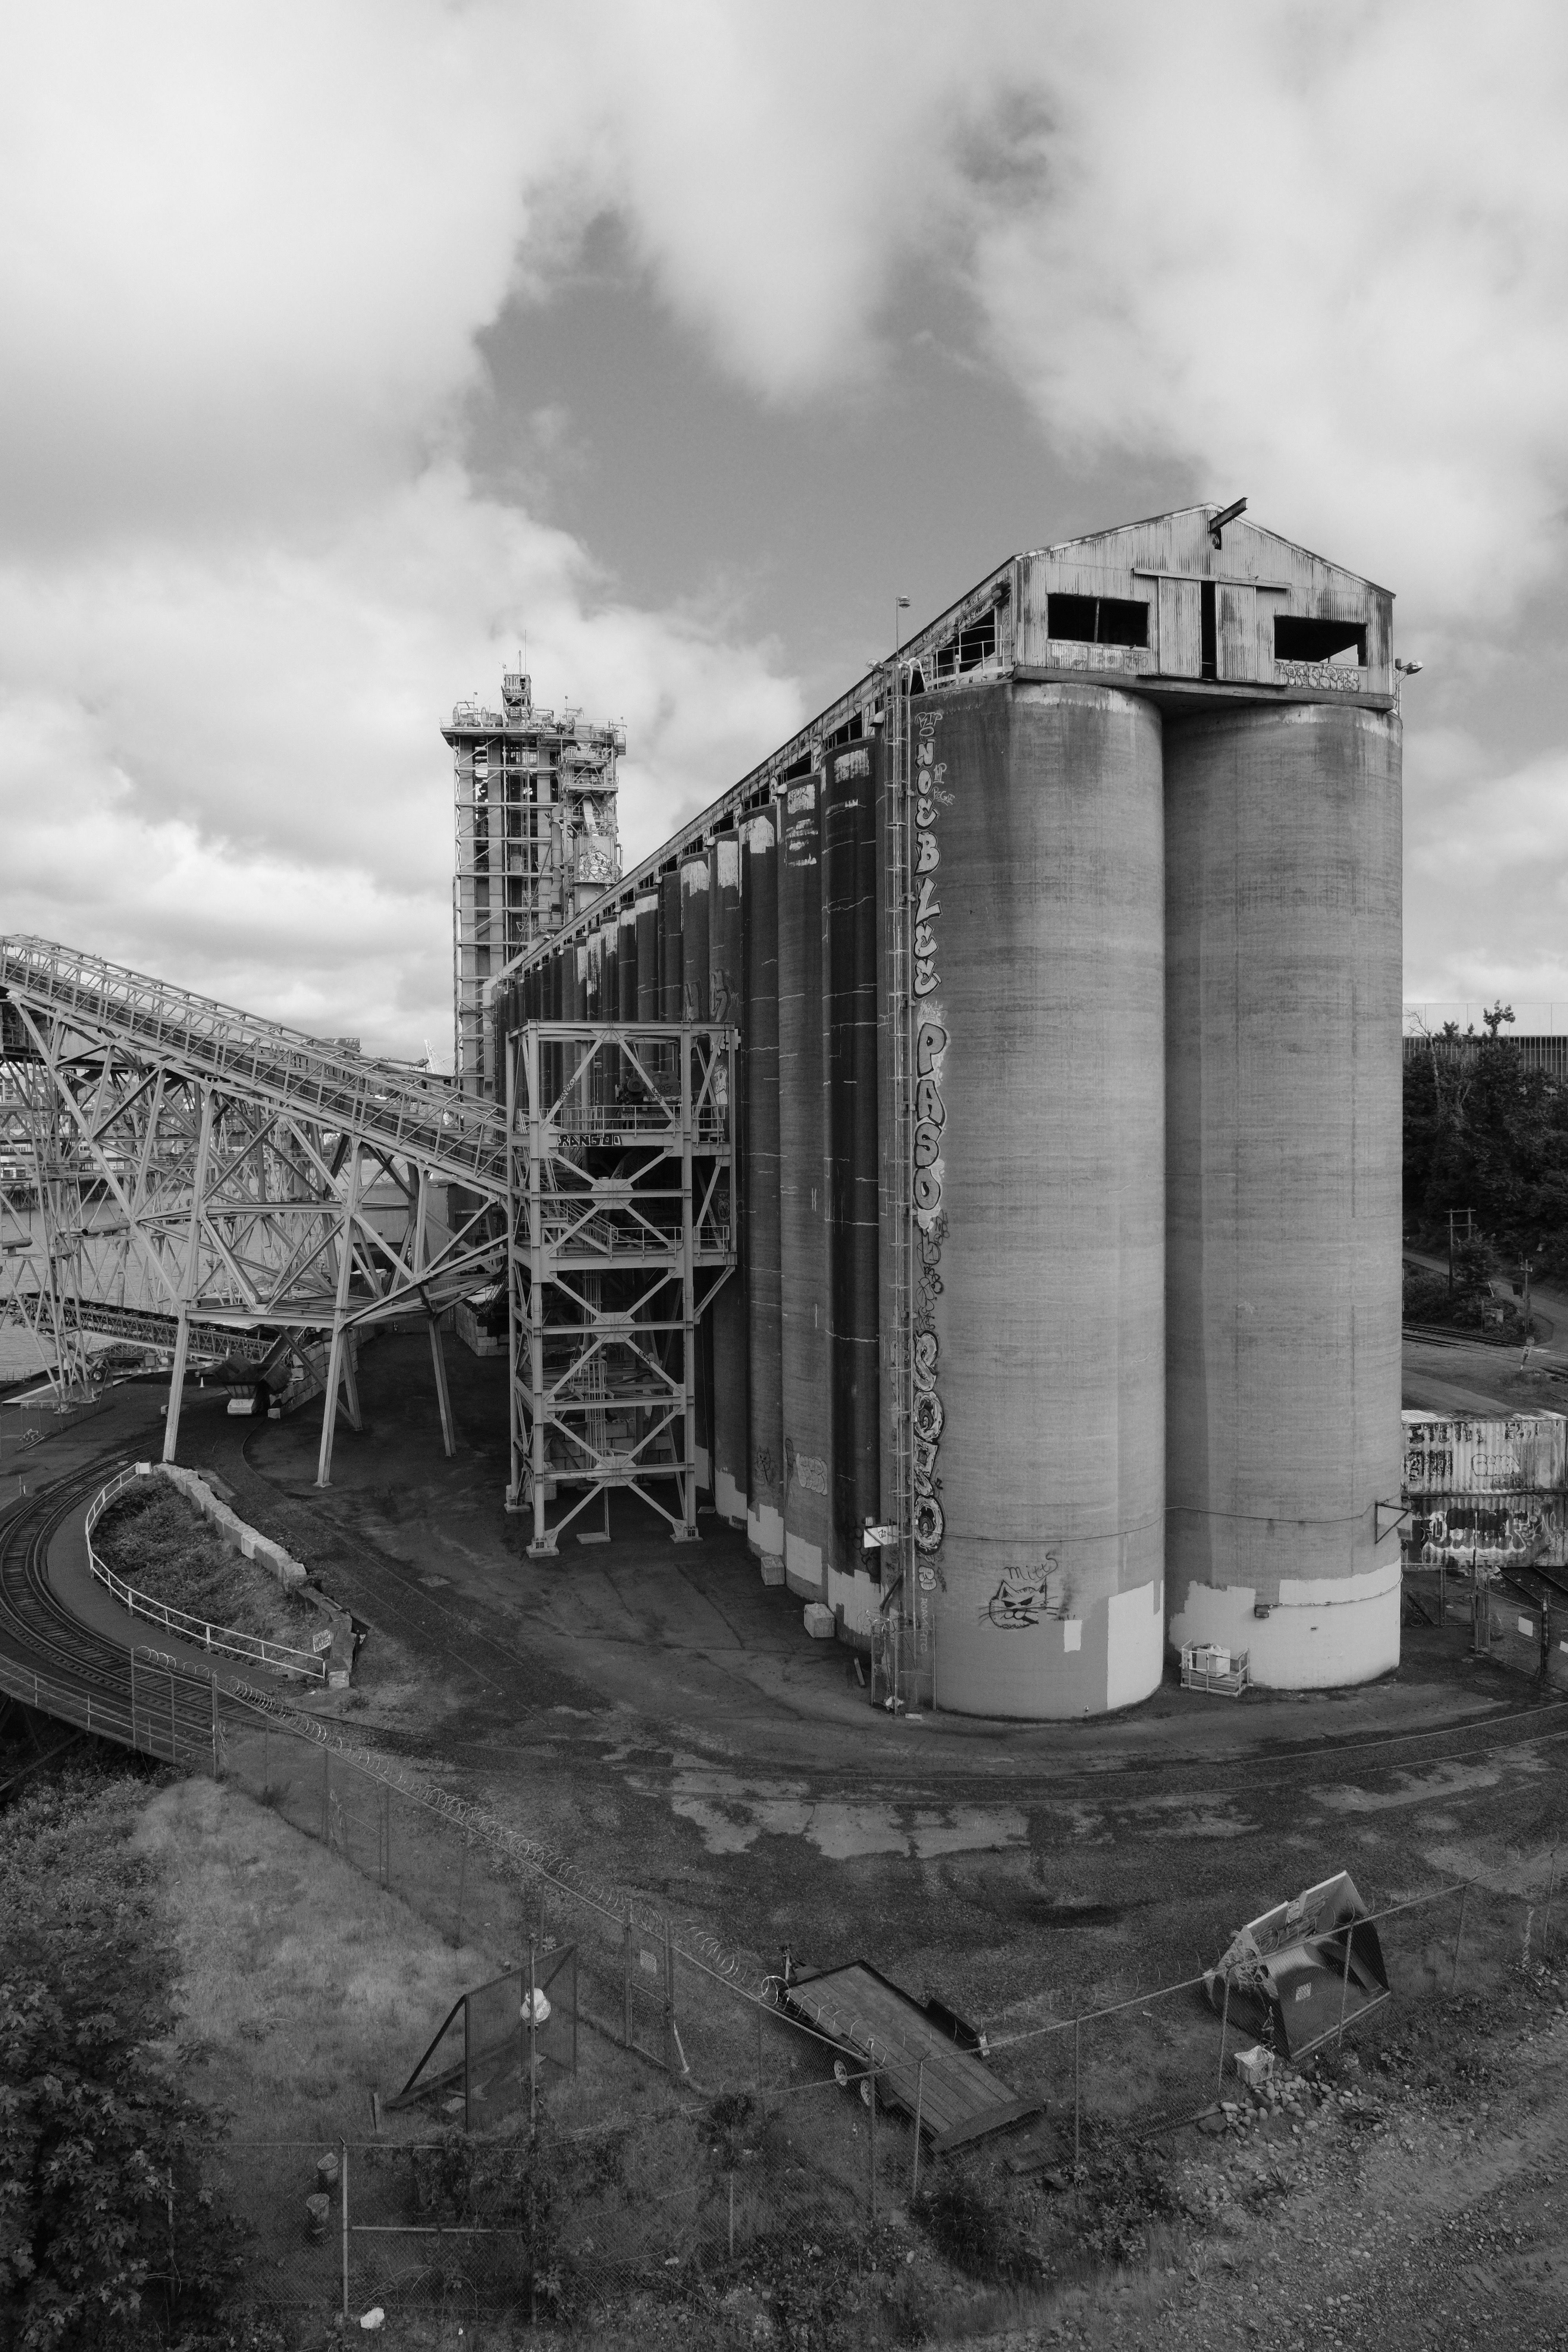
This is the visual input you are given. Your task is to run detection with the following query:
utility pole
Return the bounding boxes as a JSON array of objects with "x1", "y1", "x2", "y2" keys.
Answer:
[{"x1": 1447, "y1": 1207, "x2": 1475, "y2": 1292}]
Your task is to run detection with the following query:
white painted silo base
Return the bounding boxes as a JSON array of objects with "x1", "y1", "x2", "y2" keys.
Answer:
[{"x1": 1169, "y1": 1559, "x2": 1401, "y2": 1690}]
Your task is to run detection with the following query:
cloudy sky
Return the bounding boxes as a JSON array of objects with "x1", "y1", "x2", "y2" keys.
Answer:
[{"x1": 2, "y1": 0, "x2": 1566, "y2": 1060}]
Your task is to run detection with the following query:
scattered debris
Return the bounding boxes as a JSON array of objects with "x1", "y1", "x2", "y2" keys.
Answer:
[{"x1": 1205, "y1": 1871, "x2": 1390, "y2": 2057}]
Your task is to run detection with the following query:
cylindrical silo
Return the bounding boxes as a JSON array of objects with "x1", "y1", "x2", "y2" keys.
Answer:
[
  {"x1": 923, "y1": 681, "x2": 1166, "y2": 1719},
  {"x1": 779, "y1": 771, "x2": 830, "y2": 1600},
  {"x1": 635, "y1": 891, "x2": 660, "y2": 1019},
  {"x1": 709, "y1": 833, "x2": 749, "y2": 1526},
  {"x1": 599, "y1": 917, "x2": 620, "y2": 1023},
  {"x1": 822, "y1": 742, "x2": 881, "y2": 1623},
  {"x1": 680, "y1": 854, "x2": 710, "y2": 1022},
  {"x1": 1164, "y1": 701, "x2": 1402, "y2": 1687},
  {"x1": 742, "y1": 809, "x2": 784, "y2": 1573},
  {"x1": 659, "y1": 871, "x2": 683, "y2": 1019},
  {"x1": 680, "y1": 855, "x2": 714, "y2": 1490},
  {"x1": 618, "y1": 907, "x2": 637, "y2": 1023}
]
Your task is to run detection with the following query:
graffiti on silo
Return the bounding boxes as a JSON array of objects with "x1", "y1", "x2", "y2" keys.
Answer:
[{"x1": 910, "y1": 714, "x2": 950, "y2": 1572}]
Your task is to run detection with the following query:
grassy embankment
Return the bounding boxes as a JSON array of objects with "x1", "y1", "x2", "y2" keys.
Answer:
[{"x1": 95, "y1": 1481, "x2": 319, "y2": 1648}]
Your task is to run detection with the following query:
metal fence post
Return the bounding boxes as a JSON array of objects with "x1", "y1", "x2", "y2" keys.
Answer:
[
  {"x1": 340, "y1": 2140, "x2": 349, "y2": 2320},
  {"x1": 757, "y1": 2001, "x2": 765, "y2": 2120},
  {"x1": 1217, "y1": 1974, "x2": 1232, "y2": 2092},
  {"x1": 456, "y1": 1835, "x2": 466, "y2": 1945},
  {"x1": 869, "y1": 2066, "x2": 877, "y2": 2226},
  {"x1": 1073, "y1": 2016, "x2": 1082, "y2": 2175},
  {"x1": 321, "y1": 1743, "x2": 330, "y2": 1843},
  {"x1": 129, "y1": 1647, "x2": 136, "y2": 1749},
  {"x1": 169, "y1": 1670, "x2": 176, "y2": 1766},
  {"x1": 728, "y1": 2172, "x2": 735, "y2": 2259},
  {"x1": 623, "y1": 1910, "x2": 633, "y2": 2048},
  {"x1": 210, "y1": 1673, "x2": 219, "y2": 1779},
  {"x1": 528, "y1": 1936, "x2": 538, "y2": 2144},
  {"x1": 1543, "y1": 1849, "x2": 1559, "y2": 1963},
  {"x1": 911, "y1": 2060, "x2": 925, "y2": 2200},
  {"x1": 664, "y1": 1915, "x2": 676, "y2": 2074},
  {"x1": 1451, "y1": 1882, "x2": 1471, "y2": 1993}
]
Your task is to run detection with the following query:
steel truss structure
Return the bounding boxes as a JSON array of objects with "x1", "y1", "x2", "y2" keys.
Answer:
[
  {"x1": 0, "y1": 937, "x2": 508, "y2": 1480},
  {"x1": 507, "y1": 1022, "x2": 736, "y2": 1553}
]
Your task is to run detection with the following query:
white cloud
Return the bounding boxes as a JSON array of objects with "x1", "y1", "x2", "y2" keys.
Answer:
[
  {"x1": 959, "y1": 6, "x2": 1568, "y2": 632},
  {"x1": 3, "y1": 0, "x2": 1567, "y2": 1062}
]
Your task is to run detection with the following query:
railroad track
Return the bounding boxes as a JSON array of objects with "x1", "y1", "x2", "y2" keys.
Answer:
[{"x1": 0, "y1": 1454, "x2": 230, "y2": 1766}]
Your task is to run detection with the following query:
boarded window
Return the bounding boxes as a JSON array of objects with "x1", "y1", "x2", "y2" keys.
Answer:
[
  {"x1": 1274, "y1": 616, "x2": 1367, "y2": 666},
  {"x1": 1046, "y1": 593, "x2": 1148, "y2": 649}
]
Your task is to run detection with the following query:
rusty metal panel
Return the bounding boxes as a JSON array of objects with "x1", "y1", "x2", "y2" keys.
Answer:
[{"x1": 1402, "y1": 1410, "x2": 1568, "y2": 1497}]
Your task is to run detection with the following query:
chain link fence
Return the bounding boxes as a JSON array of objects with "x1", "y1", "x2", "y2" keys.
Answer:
[
  {"x1": 181, "y1": 1872, "x2": 1549, "y2": 2330},
  {"x1": 215, "y1": 2063, "x2": 927, "y2": 2327}
]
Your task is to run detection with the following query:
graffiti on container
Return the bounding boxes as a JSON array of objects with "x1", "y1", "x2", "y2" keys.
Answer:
[
  {"x1": 1407, "y1": 1496, "x2": 1566, "y2": 1573},
  {"x1": 753, "y1": 1444, "x2": 778, "y2": 1495},
  {"x1": 984, "y1": 1556, "x2": 1062, "y2": 1630}
]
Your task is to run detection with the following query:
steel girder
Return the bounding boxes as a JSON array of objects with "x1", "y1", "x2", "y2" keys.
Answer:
[
  {"x1": 507, "y1": 1022, "x2": 736, "y2": 1554},
  {"x1": 0, "y1": 936, "x2": 508, "y2": 1473}
]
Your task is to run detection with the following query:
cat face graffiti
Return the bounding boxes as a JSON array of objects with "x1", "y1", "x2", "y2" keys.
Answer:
[{"x1": 984, "y1": 1557, "x2": 1061, "y2": 1630}]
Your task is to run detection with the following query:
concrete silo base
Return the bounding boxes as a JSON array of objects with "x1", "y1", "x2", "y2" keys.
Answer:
[{"x1": 1169, "y1": 1562, "x2": 1402, "y2": 1690}]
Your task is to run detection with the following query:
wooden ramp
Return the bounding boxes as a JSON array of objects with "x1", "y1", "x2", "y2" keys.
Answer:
[{"x1": 781, "y1": 1962, "x2": 1039, "y2": 2156}]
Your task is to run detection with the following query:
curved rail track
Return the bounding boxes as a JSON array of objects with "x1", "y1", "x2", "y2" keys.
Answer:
[{"x1": 0, "y1": 1452, "x2": 232, "y2": 1766}]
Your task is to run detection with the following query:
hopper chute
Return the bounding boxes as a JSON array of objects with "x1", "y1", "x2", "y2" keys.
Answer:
[{"x1": 1204, "y1": 1871, "x2": 1389, "y2": 2058}]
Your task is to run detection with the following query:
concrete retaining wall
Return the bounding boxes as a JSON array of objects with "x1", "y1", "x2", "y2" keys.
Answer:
[{"x1": 149, "y1": 1463, "x2": 355, "y2": 1686}]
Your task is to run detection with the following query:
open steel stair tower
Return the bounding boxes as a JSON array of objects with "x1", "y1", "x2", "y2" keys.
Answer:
[{"x1": 506, "y1": 1021, "x2": 737, "y2": 1553}]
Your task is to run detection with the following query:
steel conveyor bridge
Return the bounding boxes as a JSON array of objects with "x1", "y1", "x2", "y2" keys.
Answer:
[
  {"x1": 0, "y1": 936, "x2": 508, "y2": 1482},
  {"x1": 1, "y1": 940, "x2": 737, "y2": 1541}
]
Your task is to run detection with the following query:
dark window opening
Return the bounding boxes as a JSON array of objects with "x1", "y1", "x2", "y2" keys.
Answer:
[
  {"x1": 902, "y1": 663, "x2": 927, "y2": 697},
  {"x1": 931, "y1": 605, "x2": 1001, "y2": 679},
  {"x1": 1274, "y1": 615, "x2": 1367, "y2": 666},
  {"x1": 777, "y1": 751, "x2": 813, "y2": 783},
  {"x1": 1046, "y1": 593, "x2": 1148, "y2": 649},
  {"x1": 824, "y1": 710, "x2": 865, "y2": 748},
  {"x1": 1200, "y1": 581, "x2": 1217, "y2": 681}
]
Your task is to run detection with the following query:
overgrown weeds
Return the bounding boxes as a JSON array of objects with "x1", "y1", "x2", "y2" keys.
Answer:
[{"x1": 94, "y1": 1484, "x2": 316, "y2": 1647}]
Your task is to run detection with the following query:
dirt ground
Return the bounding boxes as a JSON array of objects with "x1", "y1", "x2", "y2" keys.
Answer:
[{"x1": 21, "y1": 1338, "x2": 1568, "y2": 2343}]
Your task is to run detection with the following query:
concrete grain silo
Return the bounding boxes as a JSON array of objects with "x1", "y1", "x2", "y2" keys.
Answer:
[
  {"x1": 492, "y1": 505, "x2": 1404, "y2": 1715},
  {"x1": 1164, "y1": 700, "x2": 1402, "y2": 1684},
  {"x1": 915, "y1": 682, "x2": 1167, "y2": 1717}
]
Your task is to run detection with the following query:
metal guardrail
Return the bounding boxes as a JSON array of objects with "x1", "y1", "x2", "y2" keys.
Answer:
[{"x1": 84, "y1": 1464, "x2": 326, "y2": 1681}]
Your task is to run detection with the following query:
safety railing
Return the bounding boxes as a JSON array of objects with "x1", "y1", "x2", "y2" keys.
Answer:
[{"x1": 84, "y1": 1465, "x2": 327, "y2": 1681}]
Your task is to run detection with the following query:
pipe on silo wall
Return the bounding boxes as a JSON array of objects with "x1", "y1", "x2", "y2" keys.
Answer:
[
  {"x1": 1164, "y1": 701, "x2": 1402, "y2": 1688},
  {"x1": 779, "y1": 771, "x2": 830, "y2": 1600},
  {"x1": 923, "y1": 682, "x2": 1166, "y2": 1719},
  {"x1": 742, "y1": 810, "x2": 784, "y2": 1574},
  {"x1": 822, "y1": 742, "x2": 881, "y2": 1631},
  {"x1": 710, "y1": 834, "x2": 749, "y2": 1526},
  {"x1": 659, "y1": 871, "x2": 683, "y2": 1019},
  {"x1": 635, "y1": 893, "x2": 660, "y2": 1019}
]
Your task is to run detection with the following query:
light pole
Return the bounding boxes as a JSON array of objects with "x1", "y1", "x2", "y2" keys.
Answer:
[{"x1": 894, "y1": 594, "x2": 910, "y2": 655}]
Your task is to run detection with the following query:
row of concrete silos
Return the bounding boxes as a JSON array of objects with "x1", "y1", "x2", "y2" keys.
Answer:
[{"x1": 499, "y1": 513, "x2": 1404, "y2": 1719}]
